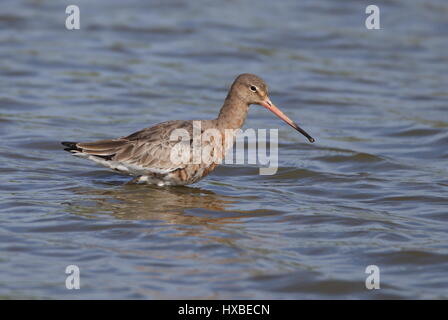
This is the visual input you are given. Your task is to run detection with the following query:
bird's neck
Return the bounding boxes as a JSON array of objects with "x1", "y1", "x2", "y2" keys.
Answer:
[{"x1": 216, "y1": 92, "x2": 249, "y2": 130}]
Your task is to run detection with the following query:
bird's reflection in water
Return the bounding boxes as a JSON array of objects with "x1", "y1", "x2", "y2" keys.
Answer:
[
  {"x1": 68, "y1": 182, "x2": 257, "y2": 229},
  {"x1": 65, "y1": 182, "x2": 285, "y2": 289}
]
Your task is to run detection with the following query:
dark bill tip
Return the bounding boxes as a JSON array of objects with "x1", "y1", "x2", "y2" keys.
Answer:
[{"x1": 292, "y1": 122, "x2": 315, "y2": 143}]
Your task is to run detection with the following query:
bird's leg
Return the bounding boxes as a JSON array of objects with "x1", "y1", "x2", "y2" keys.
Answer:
[{"x1": 125, "y1": 176, "x2": 141, "y2": 185}]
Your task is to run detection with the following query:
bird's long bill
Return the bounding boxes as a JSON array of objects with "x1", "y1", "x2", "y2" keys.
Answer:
[{"x1": 261, "y1": 99, "x2": 315, "y2": 143}]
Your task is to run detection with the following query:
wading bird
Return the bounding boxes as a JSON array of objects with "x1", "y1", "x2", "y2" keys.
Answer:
[{"x1": 62, "y1": 74, "x2": 314, "y2": 186}]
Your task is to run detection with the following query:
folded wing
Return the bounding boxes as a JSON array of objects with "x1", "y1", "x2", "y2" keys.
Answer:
[{"x1": 62, "y1": 120, "x2": 193, "y2": 175}]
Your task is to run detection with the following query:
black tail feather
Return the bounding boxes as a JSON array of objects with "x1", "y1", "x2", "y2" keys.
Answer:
[
  {"x1": 61, "y1": 141, "x2": 114, "y2": 160},
  {"x1": 61, "y1": 141, "x2": 81, "y2": 152}
]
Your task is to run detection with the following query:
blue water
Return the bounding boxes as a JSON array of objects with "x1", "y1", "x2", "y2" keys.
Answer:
[{"x1": 0, "y1": 0, "x2": 447, "y2": 299}]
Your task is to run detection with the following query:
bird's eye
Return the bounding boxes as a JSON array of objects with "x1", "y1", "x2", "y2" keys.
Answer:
[{"x1": 250, "y1": 86, "x2": 257, "y2": 92}]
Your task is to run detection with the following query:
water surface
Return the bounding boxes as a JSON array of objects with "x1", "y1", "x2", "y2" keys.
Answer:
[{"x1": 0, "y1": 0, "x2": 447, "y2": 299}]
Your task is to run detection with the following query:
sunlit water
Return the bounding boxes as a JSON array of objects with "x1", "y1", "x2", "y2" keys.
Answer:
[{"x1": 0, "y1": 0, "x2": 447, "y2": 299}]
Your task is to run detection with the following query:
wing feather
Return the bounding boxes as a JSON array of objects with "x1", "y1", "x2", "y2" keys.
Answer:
[{"x1": 63, "y1": 120, "x2": 194, "y2": 175}]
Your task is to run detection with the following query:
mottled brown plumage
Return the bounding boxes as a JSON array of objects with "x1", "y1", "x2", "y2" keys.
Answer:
[{"x1": 62, "y1": 73, "x2": 314, "y2": 186}]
